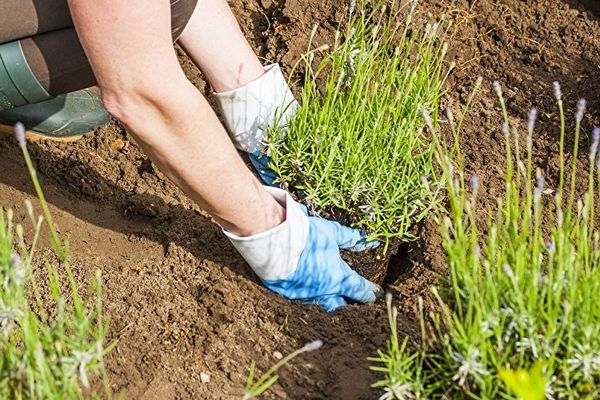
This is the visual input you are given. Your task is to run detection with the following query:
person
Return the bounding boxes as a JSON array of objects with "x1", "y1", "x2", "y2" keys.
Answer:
[{"x1": 0, "y1": 0, "x2": 383, "y2": 311}]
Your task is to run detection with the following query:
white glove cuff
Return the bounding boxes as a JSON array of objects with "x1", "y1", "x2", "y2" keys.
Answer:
[
  {"x1": 214, "y1": 64, "x2": 298, "y2": 153},
  {"x1": 223, "y1": 187, "x2": 309, "y2": 281}
]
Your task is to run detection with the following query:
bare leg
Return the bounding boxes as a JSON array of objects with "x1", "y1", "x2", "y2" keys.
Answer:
[{"x1": 177, "y1": 0, "x2": 265, "y2": 93}]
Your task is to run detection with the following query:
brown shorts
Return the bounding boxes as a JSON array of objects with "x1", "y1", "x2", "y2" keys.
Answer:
[{"x1": 0, "y1": 0, "x2": 198, "y2": 95}]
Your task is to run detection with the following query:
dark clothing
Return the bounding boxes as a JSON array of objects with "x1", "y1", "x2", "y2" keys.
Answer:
[{"x1": 0, "y1": 0, "x2": 198, "y2": 95}]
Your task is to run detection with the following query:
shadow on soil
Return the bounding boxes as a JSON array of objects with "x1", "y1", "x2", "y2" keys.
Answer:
[
  {"x1": 0, "y1": 139, "x2": 256, "y2": 279},
  {"x1": 0, "y1": 138, "x2": 424, "y2": 399},
  {"x1": 572, "y1": 0, "x2": 600, "y2": 17}
]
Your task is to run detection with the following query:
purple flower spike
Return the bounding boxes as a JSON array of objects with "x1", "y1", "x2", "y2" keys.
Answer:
[
  {"x1": 10, "y1": 253, "x2": 21, "y2": 269},
  {"x1": 590, "y1": 128, "x2": 600, "y2": 159},
  {"x1": 446, "y1": 107, "x2": 455, "y2": 122},
  {"x1": 470, "y1": 175, "x2": 480, "y2": 193},
  {"x1": 492, "y1": 81, "x2": 502, "y2": 96},
  {"x1": 408, "y1": 0, "x2": 418, "y2": 15},
  {"x1": 528, "y1": 107, "x2": 538, "y2": 132},
  {"x1": 422, "y1": 109, "x2": 434, "y2": 130},
  {"x1": 553, "y1": 81, "x2": 562, "y2": 101},
  {"x1": 14, "y1": 122, "x2": 26, "y2": 146},
  {"x1": 302, "y1": 340, "x2": 323, "y2": 352},
  {"x1": 557, "y1": 207, "x2": 564, "y2": 227},
  {"x1": 535, "y1": 175, "x2": 545, "y2": 198},
  {"x1": 576, "y1": 99, "x2": 587, "y2": 122}
]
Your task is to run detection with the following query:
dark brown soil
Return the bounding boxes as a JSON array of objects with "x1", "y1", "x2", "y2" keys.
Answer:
[{"x1": 2, "y1": 0, "x2": 600, "y2": 398}]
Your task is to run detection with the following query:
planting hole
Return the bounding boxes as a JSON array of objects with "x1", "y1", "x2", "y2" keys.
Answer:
[{"x1": 382, "y1": 243, "x2": 411, "y2": 287}]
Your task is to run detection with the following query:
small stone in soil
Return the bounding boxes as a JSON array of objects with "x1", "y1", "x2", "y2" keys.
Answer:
[{"x1": 200, "y1": 372, "x2": 210, "y2": 383}]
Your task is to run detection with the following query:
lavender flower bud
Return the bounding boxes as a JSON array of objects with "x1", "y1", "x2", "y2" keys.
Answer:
[
  {"x1": 386, "y1": 292, "x2": 393, "y2": 309},
  {"x1": 10, "y1": 253, "x2": 25, "y2": 285},
  {"x1": 409, "y1": 0, "x2": 418, "y2": 15},
  {"x1": 502, "y1": 263, "x2": 515, "y2": 280},
  {"x1": 557, "y1": 207, "x2": 564, "y2": 227},
  {"x1": 501, "y1": 122, "x2": 510, "y2": 137},
  {"x1": 10, "y1": 253, "x2": 21, "y2": 270},
  {"x1": 445, "y1": 159, "x2": 454, "y2": 176},
  {"x1": 553, "y1": 81, "x2": 562, "y2": 101},
  {"x1": 422, "y1": 109, "x2": 434, "y2": 131},
  {"x1": 527, "y1": 107, "x2": 538, "y2": 132},
  {"x1": 576, "y1": 98, "x2": 586, "y2": 122},
  {"x1": 534, "y1": 175, "x2": 545, "y2": 199},
  {"x1": 302, "y1": 340, "x2": 323, "y2": 352},
  {"x1": 446, "y1": 107, "x2": 455, "y2": 126},
  {"x1": 420, "y1": 175, "x2": 431, "y2": 192},
  {"x1": 518, "y1": 161, "x2": 526, "y2": 177},
  {"x1": 349, "y1": 0, "x2": 356, "y2": 15},
  {"x1": 473, "y1": 245, "x2": 481, "y2": 259},
  {"x1": 426, "y1": 22, "x2": 440, "y2": 39},
  {"x1": 536, "y1": 175, "x2": 545, "y2": 191},
  {"x1": 14, "y1": 122, "x2": 26, "y2": 146},
  {"x1": 492, "y1": 80, "x2": 502, "y2": 96},
  {"x1": 470, "y1": 175, "x2": 480, "y2": 194},
  {"x1": 590, "y1": 128, "x2": 600, "y2": 159},
  {"x1": 546, "y1": 241, "x2": 555, "y2": 253}
]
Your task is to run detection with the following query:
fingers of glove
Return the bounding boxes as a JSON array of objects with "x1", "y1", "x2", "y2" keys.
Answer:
[
  {"x1": 340, "y1": 267, "x2": 384, "y2": 303},
  {"x1": 248, "y1": 151, "x2": 278, "y2": 187},
  {"x1": 368, "y1": 281, "x2": 385, "y2": 299},
  {"x1": 325, "y1": 219, "x2": 379, "y2": 251},
  {"x1": 347, "y1": 236, "x2": 380, "y2": 252},
  {"x1": 315, "y1": 295, "x2": 347, "y2": 312}
]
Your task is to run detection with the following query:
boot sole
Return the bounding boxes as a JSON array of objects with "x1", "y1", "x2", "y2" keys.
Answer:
[{"x1": 0, "y1": 124, "x2": 82, "y2": 143}]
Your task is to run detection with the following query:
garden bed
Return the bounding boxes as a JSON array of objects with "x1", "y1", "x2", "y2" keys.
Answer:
[{"x1": 1, "y1": 0, "x2": 599, "y2": 398}]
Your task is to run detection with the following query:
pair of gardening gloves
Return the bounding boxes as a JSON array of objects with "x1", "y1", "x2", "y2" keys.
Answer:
[{"x1": 215, "y1": 64, "x2": 383, "y2": 312}]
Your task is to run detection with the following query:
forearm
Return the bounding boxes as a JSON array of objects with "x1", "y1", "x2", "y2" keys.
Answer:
[
  {"x1": 67, "y1": 0, "x2": 284, "y2": 236},
  {"x1": 114, "y1": 80, "x2": 285, "y2": 236},
  {"x1": 178, "y1": 0, "x2": 264, "y2": 92}
]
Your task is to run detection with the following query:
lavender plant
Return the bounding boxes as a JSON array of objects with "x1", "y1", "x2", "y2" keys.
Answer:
[
  {"x1": 268, "y1": 0, "x2": 449, "y2": 246},
  {"x1": 243, "y1": 340, "x2": 323, "y2": 399},
  {"x1": 0, "y1": 124, "x2": 112, "y2": 399},
  {"x1": 371, "y1": 83, "x2": 600, "y2": 398}
]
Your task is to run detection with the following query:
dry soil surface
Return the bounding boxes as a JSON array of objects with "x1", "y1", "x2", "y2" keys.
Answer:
[{"x1": 1, "y1": 0, "x2": 600, "y2": 398}]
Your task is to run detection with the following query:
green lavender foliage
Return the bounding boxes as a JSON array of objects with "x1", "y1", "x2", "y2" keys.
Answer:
[
  {"x1": 0, "y1": 126, "x2": 112, "y2": 399},
  {"x1": 268, "y1": 0, "x2": 449, "y2": 244},
  {"x1": 371, "y1": 84, "x2": 600, "y2": 399}
]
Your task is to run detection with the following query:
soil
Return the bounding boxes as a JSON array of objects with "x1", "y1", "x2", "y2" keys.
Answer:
[{"x1": 2, "y1": 0, "x2": 600, "y2": 398}]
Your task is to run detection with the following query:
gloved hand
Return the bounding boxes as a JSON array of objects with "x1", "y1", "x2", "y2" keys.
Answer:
[
  {"x1": 248, "y1": 151, "x2": 277, "y2": 187},
  {"x1": 223, "y1": 187, "x2": 383, "y2": 312},
  {"x1": 214, "y1": 64, "x2": 298, "y2": 187}
]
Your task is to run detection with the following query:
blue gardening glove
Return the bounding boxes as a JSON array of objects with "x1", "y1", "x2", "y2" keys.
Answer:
[
  {"x1": 213, "y1": 64, "x2": 297, "y2": 187},
  {"x1": 248, "y1": 151, "x2": 278, "y2": 187},
  {"x1": 223, "y1": 187, "x2": 383, "y2": 312}
]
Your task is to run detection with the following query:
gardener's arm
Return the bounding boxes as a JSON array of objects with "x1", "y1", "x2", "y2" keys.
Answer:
[
  {"x1": 67, "y1": 0, "x2": 383, "y2": 311},
  {"x1": 67, "y1": 0, "x2": 283, "y2": 237}
]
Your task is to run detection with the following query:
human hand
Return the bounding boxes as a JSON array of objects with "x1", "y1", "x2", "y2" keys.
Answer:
[
  {"x1": 248, "y1": 151, "x2": 277, "y2": 187},
  {"x1": 223, "y1": 187, "x2": 383, "y2": 312}
]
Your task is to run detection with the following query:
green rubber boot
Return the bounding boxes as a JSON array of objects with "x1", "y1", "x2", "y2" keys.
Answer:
[{"x1": 0, "y1": 40, "x2": 109, "y2": 141}]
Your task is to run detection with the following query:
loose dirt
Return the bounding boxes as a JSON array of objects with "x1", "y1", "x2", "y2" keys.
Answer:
[{"x1": 1, "y1": 0, "x2": 600, "y2": 398}]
